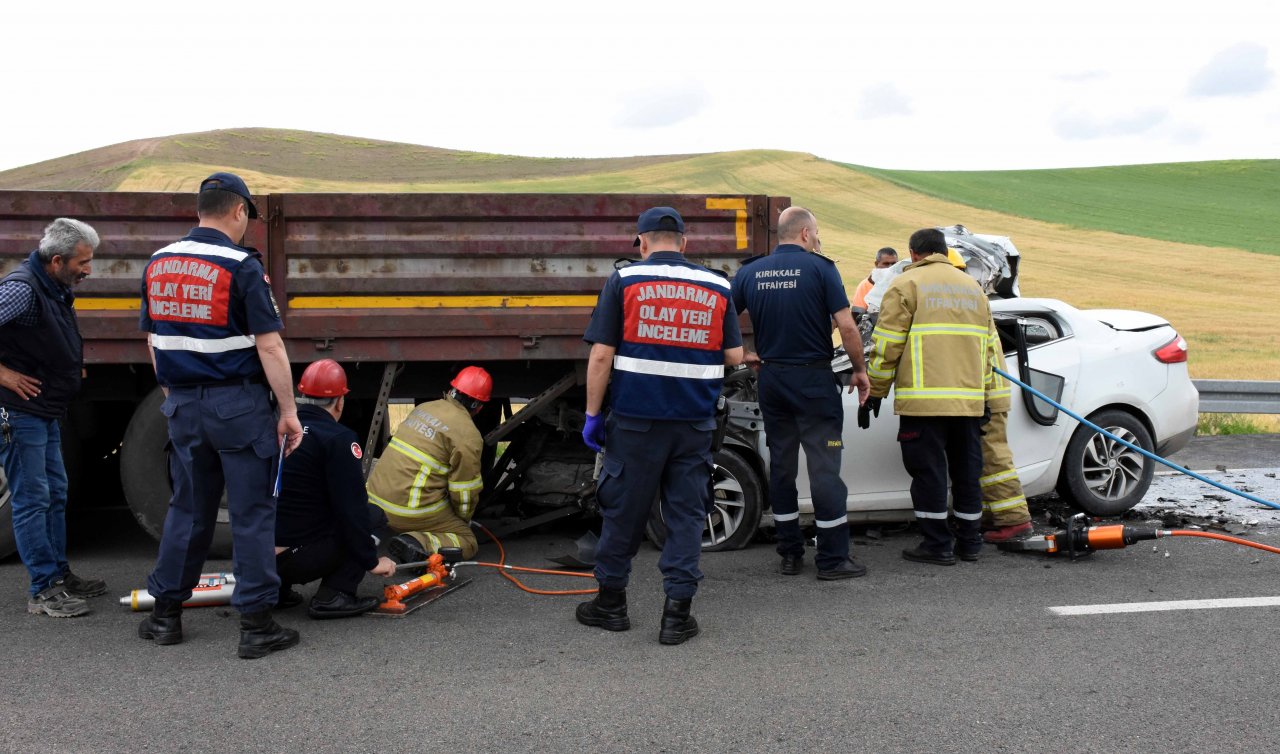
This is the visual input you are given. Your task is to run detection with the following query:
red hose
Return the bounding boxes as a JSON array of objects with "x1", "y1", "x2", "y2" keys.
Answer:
[
  {"x1": 471, "y1": 521, "x2": 598, "y2": 596},
  {"x1": 1169, "y1": 530, "x2": 1280, "y2": 555}
]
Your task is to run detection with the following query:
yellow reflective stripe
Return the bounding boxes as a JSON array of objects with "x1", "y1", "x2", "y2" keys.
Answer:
[
  {"x1": 445, "y1": 533, "x2": 462, "y2": 548},
  {"x1": 910, "y1": 323, "x2": 989, "y2": 335},
  {"x1": 408, "y1": 465, "x2": 431, "y2": 509},
  {"x1": 870, "y1": 327, "x2": 907, "y2": 343},
  {"x1": 983, "y1": 495, "x2": 1028, "y2": 512},
  {"x1": 426, "y1": 533, "x2": 442, "y2": 551},
  {"x1": 448, "y1": 477, "x2": 482, "y2": 491},
  {"x1": 867, "y1": 366, "x2": 895, "y2": 380},
  {"x1": 367, "y1": 491, "x2": 447, "y2": 518},
  {"x1": 980, "y1": 469, "x2": 1020, "y2": 486},
  {"x1": 388, "y1": 438, "x2": 450, "y2": 474},
  {"x1": 987, "y1": 387, "x2": 1012, "y2": 398},
  {"x1": 896, "y1": 387, "x2": 986, "y2": 399},
  {"x1": 910, "y1": 333, "x2": 924, "y2": 387}
]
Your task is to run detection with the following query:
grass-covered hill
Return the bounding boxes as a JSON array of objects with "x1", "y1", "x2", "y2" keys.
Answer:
[{"x1": 1, "y1": 129, "x2": 1277, "y2": 380}]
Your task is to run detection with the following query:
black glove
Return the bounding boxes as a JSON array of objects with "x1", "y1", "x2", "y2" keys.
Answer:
[
  {"x1": 981, "y1": 404, "x2": 991, "y2": 426},
  {"x1": 857, "y1": 396, "x2": 882, "y2": 430}
]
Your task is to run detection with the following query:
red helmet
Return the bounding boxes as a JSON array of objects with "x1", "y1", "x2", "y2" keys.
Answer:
[
  {"x1": 451, "y1": 366, "x2": 492, "y2": 403},
  {"x1": 297, "y1": 359, "x2": 350, "y2": 398}
]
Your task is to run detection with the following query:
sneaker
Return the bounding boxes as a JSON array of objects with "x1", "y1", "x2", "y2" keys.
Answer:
[
  {"x1": 983, "y1": 522, "x2": 1033, "y2": 543},
  {"x1": 28, "y1": 581, "x2": 91, "y2": 618},
  {"x1": 62, "y1": 570, "x2": 108, "y2": 598}
]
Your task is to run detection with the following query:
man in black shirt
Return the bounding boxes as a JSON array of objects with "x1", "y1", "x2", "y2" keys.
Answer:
[{"x1": 275, "y1": 359, "x2": 396, "y2": 619}]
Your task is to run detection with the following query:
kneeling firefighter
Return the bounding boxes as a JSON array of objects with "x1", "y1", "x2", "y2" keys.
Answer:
[
  {"x1": 366, "y1": 366, "x2": 493, "y2": 564},
  {"x1": 275, "y1": 359, "x2": 398, "y2": 619}
]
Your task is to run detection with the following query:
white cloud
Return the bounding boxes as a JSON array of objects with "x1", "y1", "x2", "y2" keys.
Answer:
[
  {"x1": 856, "y1": 84, "x2": 913, "y2": 119},
  {"x1": 1188, "y1": 42, "x2": 1274, "y2": 97}
]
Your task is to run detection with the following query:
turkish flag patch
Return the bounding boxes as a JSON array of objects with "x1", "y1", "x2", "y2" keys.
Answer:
[{"x1": 350, "y1": 442, "x2": 363, "y2": 459}]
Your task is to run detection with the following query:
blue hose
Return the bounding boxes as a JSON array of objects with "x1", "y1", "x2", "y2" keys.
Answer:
[{"x1": 994, "y1": 366, "x2": 1280, "y2": 511}]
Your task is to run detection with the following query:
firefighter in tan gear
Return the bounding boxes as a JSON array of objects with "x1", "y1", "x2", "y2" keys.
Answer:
[
  {"x1": 979, "y1": 323, "x2": 1034, "y2": 542},
  {"x1": 366, "y1": 366, "x2": 493, "y2": 563},
  {"x1": 860, "y1": 228, "x2": 995, "y2": 565}
]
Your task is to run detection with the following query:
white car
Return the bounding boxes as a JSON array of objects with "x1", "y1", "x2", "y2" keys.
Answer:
[{"x1": 647, "y1": 297, "x2": 1199, "y2": 550}]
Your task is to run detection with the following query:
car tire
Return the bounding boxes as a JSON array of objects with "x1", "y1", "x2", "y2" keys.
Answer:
[
  {"x1": 120, "y1": 387, "x2": 234, "y2": 558},
  {"x1": 1057, "y1": 409, "x2": 1155, "y2": 516},
  {"x1": 645, "y1": 448, "x2": 763, "y2": 552}
]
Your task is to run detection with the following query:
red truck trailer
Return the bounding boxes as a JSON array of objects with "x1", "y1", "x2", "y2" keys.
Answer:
[{"x1": 0, "y1": 191, "x2": 789, "y2": 557}]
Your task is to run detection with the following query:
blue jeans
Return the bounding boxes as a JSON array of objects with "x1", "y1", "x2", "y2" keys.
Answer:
[{"x1": 0, "y1": 408, "x2": 70, "y2": 596}]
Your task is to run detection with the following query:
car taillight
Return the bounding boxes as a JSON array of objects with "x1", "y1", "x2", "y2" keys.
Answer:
[{"x1": 1153, "y1": 334, "x2": 1188, "y2": 364}]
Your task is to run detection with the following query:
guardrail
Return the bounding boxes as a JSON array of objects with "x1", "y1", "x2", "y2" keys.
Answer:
[{"x1": 1194, "y1": 380, "x2": 1280, "y2": 414}]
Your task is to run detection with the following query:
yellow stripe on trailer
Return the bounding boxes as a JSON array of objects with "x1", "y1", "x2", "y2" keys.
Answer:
[
  {"x1": 75, "y1": 298, "x2": 141, "y2": 311},
  {"x1": 287, "y1": 295, "x2": 599, "y2": 309}
]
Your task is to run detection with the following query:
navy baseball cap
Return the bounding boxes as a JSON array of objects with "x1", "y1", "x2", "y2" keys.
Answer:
[
  {"x1": 199, "y1": 172, "x2": 259, "y2": 219},
  {"x1": 633, "y1": 206, "x2": 685, "y2": 246}
]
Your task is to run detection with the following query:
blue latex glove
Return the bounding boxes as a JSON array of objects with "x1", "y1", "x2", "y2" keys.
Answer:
[{"x1": 583, "y1": 412, "x2": 605, "y2": 452}]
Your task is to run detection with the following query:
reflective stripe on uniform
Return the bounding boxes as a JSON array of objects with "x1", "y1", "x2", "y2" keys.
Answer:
[
  {"x1": 618, "y1": 263, "x2": 731, "y2": 291},
  {"x1": 449, "y1": 476, "x2": 483, "y2": 516},
  {"x1": 815, "y1": 516, "x2": 848, "y2": 529},
  {"x1": 388, "y1": 438, "x2": 451, "y2": 510},
  {"x1": 367, "y1": 490, "x2": 447, "y2": 518},
  {"x1": 909, "y1": 323, "x2": 990, "y2": 336},
  {"x1": 953, "y1": 510, "x2": 983, "y2": 521},
  {"x1": 983, "y1": 495, "x2": 1028, "y2": 513},
  {"x1": 151, "y1": 240, "x2": 249, "y2": 262},
  {"x1": 772, "y1": 511, "x2": 800, "y2": 522},
  {"x1": 980, "y1": 469, "x2": 1020, "y2": 487},
  {"x1": 613, "y1": 355, "x2": 724, "y2": 380},
  {"x1": 894, "y1": 387, "x2": 986, "y2": 399},
  {"x1": 425, "y1": 533, "x2": 442, "y2": 552},
  {"x1": 149, "y1": 334, "x2": 256, "y2": 353},
  {"x1": 914, "y1": 510, "x2": 949, "y2": 520},
  {"x1": 445, "y1": 533, "x2": 462, "y2": 549}
]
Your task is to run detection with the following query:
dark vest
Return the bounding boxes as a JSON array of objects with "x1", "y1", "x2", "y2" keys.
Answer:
[{"x1": 0, "y1": 252, "x2": 84, "y2": 418}]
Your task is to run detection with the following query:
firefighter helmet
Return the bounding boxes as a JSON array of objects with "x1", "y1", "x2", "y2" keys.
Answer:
[
  {"x1": 451, "y1": 366, "x2": 493, "y2": 403},
  {"x1": 297, "y1": 359, "x2": 350, "y2": 398}
]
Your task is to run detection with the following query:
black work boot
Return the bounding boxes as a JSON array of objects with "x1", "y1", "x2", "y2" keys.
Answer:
[
  {"x1": 138, "y1": 598, "x2": 184, "y2": 645},
  {"x1": 658, "y1": 597, "x2": 700, "y2": 645},
  {"x1": 575, "y1": 586, "x2": 629, "y2": 631},
  {"x1": 237, "y1": 610, "x2": 300, "y2": 659}
]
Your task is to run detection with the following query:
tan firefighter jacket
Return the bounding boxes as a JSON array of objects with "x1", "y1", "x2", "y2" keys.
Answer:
[
  {"x1": 366, "y1": 396, "x2": 484, "y2": 523},
  {"x1": 985, "y1": 314, "x2": 1013, "y2": 414},
  {"x1": 867, "y1": 254, "x2": 995, "y2": 417}
]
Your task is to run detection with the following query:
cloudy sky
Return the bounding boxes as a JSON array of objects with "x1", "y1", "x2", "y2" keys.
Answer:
[{"x1": 2, "y1": 0, "x2": 1276, "y2": 172}]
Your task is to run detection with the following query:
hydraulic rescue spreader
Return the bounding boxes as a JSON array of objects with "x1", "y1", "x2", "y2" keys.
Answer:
[{"x1": 999, "y1": 513, "x2": 1280, "y2": 559}]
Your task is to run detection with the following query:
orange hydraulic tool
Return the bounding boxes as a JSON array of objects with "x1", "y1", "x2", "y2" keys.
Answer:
[
  {"x1": 999, "y1": 513, "x2": 1280, "y2": 559},
  {"x1": 379, "y1": 553, "x2": 450, "y2": 614}
]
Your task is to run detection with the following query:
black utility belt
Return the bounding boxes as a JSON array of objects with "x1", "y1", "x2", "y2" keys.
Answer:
[
  {"x1": 173, "y1": 374, "x2": 267, "y2": 389},
  {"x1": 766, "y1": 359, "x2": 832, "y2": 370}
]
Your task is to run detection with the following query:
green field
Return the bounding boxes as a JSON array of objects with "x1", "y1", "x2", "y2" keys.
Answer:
[{"x1": 854, "y1": 160, "x2": 1280, "y2": 256}]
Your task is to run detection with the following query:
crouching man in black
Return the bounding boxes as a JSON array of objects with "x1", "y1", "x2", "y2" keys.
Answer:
[{"x1": 275, "y1": 359, "x2": 396, "y2": 618}]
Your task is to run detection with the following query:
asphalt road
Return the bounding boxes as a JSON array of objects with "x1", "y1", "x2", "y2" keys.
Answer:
[{"x1": 2, "y1": 434, "x2": 1278, "y2": 753}]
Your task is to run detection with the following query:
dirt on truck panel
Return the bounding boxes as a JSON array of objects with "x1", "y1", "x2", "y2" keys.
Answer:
[{"x1": 0, "y1": 190, "x2": 791, "y2": 556}]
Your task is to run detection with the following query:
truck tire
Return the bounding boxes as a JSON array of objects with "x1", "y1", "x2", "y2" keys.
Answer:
[
  {"x1": 645, "y1": 448, "x2": 763, "y2": 552},
  {"x1": 120, "y1": 388, "x2": 234, "y2": 558},
  {"x1": 1057, "y1": 409, "x2": 1155, "y2": 516},
  {"x1": 0, "y1": 472, "x2": 13, "y2": 560}
]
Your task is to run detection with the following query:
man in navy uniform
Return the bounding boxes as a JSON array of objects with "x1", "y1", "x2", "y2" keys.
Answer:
[
  {"x1": 732, "y1": 206, "x2": 870, "y2": 580},
  {"x1": 577, "y1": 206, "x2": 743, "y2": 645},
  {"x1": 136, "y1": 172, "x2": 304, "y2": 659},
  {"x1": 274, "y1": 359, "x2": 397, "y2": 619}
]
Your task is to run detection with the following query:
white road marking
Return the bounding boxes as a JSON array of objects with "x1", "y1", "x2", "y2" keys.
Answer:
[{"x1": 1049, "y1": 596, "x2": 1280, "y2": 616}]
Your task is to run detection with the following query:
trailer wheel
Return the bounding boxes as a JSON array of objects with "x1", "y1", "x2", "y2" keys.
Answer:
[
  {"x1": 0, "y1": 472, "x2": 13, "y2": 560},
  {"x1": 645, "y1": 448, "x2": 763, "y2": 552},
  {"x1": 120, "y1": 388, "x2": 234, "y2": 558}
]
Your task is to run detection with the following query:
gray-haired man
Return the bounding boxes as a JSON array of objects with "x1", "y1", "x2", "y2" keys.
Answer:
[{"x1": 0, "y1": 218, "x2": 105, "y2": 617}]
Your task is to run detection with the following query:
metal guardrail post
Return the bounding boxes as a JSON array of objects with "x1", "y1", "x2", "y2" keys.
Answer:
[{"x1": 1193, "y1": 380, "x2": 1280, "y2": 414}]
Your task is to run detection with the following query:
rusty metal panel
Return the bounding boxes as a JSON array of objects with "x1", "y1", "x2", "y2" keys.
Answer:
[
  {"x1": 277, "y1": 193, "x2": 775, "y2": 358},
  {"x1": 0, "y1": 190, "x2": 789, "y2": 365}
]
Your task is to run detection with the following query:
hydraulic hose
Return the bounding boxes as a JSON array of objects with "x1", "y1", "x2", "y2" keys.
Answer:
[
  {"x1": 993, "y1": 366, "x2": 1280, "y2": 511},
  {"x1": 1166, "y1": 529, "x2": 1280, "y2": 555},
  {"x1": 464, "y1": 521, "x2": 598, "y2": 596}
]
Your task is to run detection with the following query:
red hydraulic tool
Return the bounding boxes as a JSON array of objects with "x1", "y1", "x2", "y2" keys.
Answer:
[
  {"x1": 999, "y1": 513, "x2": 1280, "y2": 559},
  {"x1": 378, "y1": 552, "x2": 453, "y2": 614}
]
